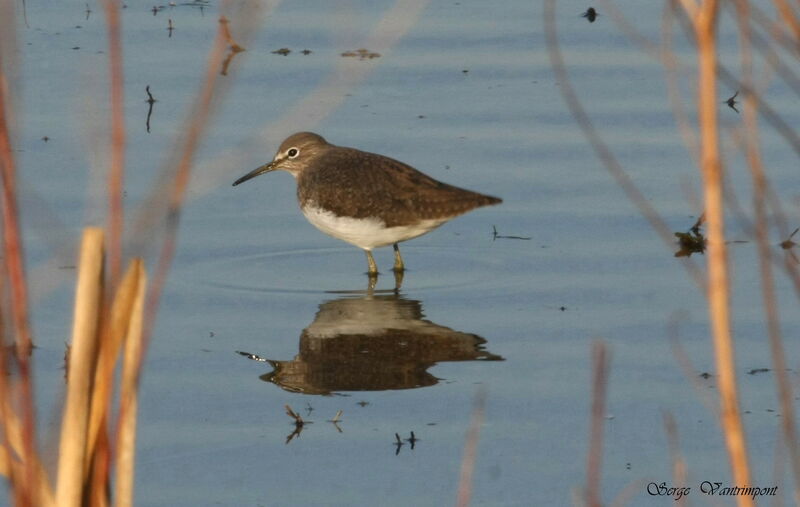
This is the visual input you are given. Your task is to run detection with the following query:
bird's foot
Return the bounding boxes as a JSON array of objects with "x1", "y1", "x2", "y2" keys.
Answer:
[
  {"x1": 366, "y1": 271, "x2": 379, "y2": 291},
  {"x1": 393, "y1": 269, "x2": 404, "y2": 291}
]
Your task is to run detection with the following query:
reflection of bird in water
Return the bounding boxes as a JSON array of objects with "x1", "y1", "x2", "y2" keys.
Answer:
[
  {"x1": 241, "y1": 293, "x2": 502, "y2": 395},
  {"x1": 581, "y1": 7, "x2": 598, "y2": 23},
  {"x1": 724, "y1": 91, "x2": 739, "y2": 113}
]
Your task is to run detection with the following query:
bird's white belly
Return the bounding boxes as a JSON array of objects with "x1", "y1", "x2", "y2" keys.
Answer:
[{"x1": 301, "y1": 204, "x2": 448, "y2": 250}]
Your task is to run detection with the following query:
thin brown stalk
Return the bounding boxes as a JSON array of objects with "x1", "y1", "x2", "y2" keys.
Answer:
[
  {"x1": 599, "y1": 0, "x2": 661, "y2": 56},
  {"x1": 543, "y1": 0, "x2": 706, "y2": 291},
  {"x1": 657, "y1": 1, "x2": 800, "y2": 169},
  {"x1": 746, "y1": 1, "x2": 797, "y2": 55},
  {"x1": 735, "y1": 0, "x2": 800, "y2": 495},
  {"x1": 662, "y1": 3, "x2": 701, "y2": 168},
  {"x1": 689, "y1": 2, "x2": 753, "y2": 503},
  {"x1": 772, "y1": 434, "x2": 786, "y2": 507},
  {"x1": 0, "y1": 43, "x2": 37, "y2": 507},
  {"x1": 772, "y1": 0, "x2": 800, "y2": 40},
  {"x1": 718, "y1": 69, "x2": 800, "y2": 159},
  {"x1": 84, "y1": 257, "x2": 146, "y2": 476},
  {"x1": 720, "y1": 129, "x2": 800, "y2": 302},
  {"x1": 140, "y1": 16, "x2": 230, "y2": 356},
  {"x1": 455, "y1": 388, "x2": 486, "y2": 507},
  {"x1": 0, "y1": 396, "x2": 55, "y2": 507},
  {"x1": 55, "y1": 228, "x2": 104, "y2": 507},
  {"x1": 88, "y1": 431, "x2": 111, "y2": 507},
  {"x1": 667, "y1": 313, "x2": 719, "y2": 416},
  {"x1": 718, "y1": 4, "x2": 799, "y2": 102},
  {"x1": 663, "y1": 412, "x2": 688, "y2": 507},
  {"x1": 595, "y1": 0, "x2": 703, "y2": 167},
  {"x1": 609, "y1": 481, "x2": 649, "y2": 507},
  {"x1": 0, "y1": 321, "x2": 11, "y2": 489},
  {"x1": 114, "y1": 260, "x2": 146, "y2": 507},
  {"x1": 585, "y1": 341, "x2": 610, "y2": 507},
  {"x1": 670, "y1": 4, "x2": 800, "y2": 163},
  {"x1": 101, "y1": 0, "x2": 126, "y2": 288},
  {"x1": 129, "y1": 0, "x2": 427, "y2": 246}
]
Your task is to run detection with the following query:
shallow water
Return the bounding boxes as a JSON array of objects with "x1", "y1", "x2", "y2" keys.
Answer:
[{"x1": 8, "y1": 0, "x2": 800, "y2": 505}]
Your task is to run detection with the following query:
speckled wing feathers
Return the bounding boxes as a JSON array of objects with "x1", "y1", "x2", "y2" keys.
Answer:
[{"x1": 297, "y1": 147, "x2": 501, "y2": 227}]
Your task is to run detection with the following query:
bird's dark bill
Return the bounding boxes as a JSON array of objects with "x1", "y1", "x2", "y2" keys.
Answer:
[{"x1": 232, "y1": 162, "x2": 276, "y2": 186}]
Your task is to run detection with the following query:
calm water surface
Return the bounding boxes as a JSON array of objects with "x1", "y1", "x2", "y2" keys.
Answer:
[{"x1": 8, "y1": 0, "x2": 800, "y2": 505}]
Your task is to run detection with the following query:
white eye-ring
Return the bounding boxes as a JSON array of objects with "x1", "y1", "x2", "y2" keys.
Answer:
[{"x1": 287, "y1": 147, "x2": 300, "y2": 159}]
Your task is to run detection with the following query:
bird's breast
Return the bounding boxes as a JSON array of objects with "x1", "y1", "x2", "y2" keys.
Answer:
[{"x1": 300, "y1": 202, "x2": 448, "y2": 250}]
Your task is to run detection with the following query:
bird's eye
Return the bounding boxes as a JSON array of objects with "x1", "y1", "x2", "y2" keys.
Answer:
[{"x1": 287, "y1": 147, "x2": 299, "y2": 158}]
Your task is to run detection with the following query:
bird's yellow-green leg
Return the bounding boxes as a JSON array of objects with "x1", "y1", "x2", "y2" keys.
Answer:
[
  {"x1": 365, "y1": 250, "x2": 378, "y2": 276},
  {"x1": 392, "y1": 243, "x2": 405, "y2": 272},
  {"x1": 393, "y1": 268, "x2": 404, "y2": 291}
]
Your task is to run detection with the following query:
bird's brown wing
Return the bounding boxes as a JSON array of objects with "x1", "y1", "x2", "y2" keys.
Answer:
[{"x1": 300, "y1": 148, "x2": 501, "y2": 226}]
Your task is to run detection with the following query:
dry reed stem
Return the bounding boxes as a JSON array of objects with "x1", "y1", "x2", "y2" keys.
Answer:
[
  {"x1": 661, "y1": 3, "x2": 702, "y2": 167},
  {"x1": 542, "y1": 0, "x2": 706, "y2": 291},
  {"x1": 609, "y1": 481, "x2": 650, "y2": 507},
  {"x1": 0, "y1": 36, "x2": 39, "y2": 507},
  {"x1": 663, "y1": 413, "x2": 688, "y2": 507},
  {"x1": 0, "y1": 400, "x2": 54, "y2": 507},
  {"x1": 689, "y1": 2, "x2": 753, "y2": 503},
  {"x1": 735, "y1": 0, "x2": 800, "y2": 495},
  {"x1": 84, "y1": 258, "x2": 145, "y2": 477},
  {"x1": 670, "y1": 2, "x2": 800, "y2": 300},
  {"x1": 88, "y1": 432, "x2": 111, "y2": 507},
  {"x1": 671, "y1": 1, "x2": 800, "y2": 165},
  {"x1": 141, "y1": 15, "x2": 232, "y2": 357},
  {"x1": 0, "y1": 3, "x2": 252, "y2": 505},
  {"x1": 114, "y1": 259, "x2": 146, "y2": 507},
  {"x1": 585, "y1": 341, "x2": 609, "y2": 507},
  {"x1": 746, "y1": 3, "x2": 798, "y2": 56},
  {"x1": 129, "y1": 0, "x2": 428, "y2": 241},
  {"x1": 548, "y1": 1, "x2": 790, "y2": 500},
  {"x1": 101, "y1": 0, "x2": 126, "y2": 288},
  {"x1": 0, "y1": 350, "x2": 11, "y2": 496},
  {"x1": 56, "y1": 228, "x2": 104, "y2": 507},
  {"x1": 772, "y1": 0, "x2": 800, "y2": 40},
  {"x1": 667, "y1": 314, "x2": 719, "y2": 417},
  {"x1": 600, "y1": 0, "x2": 704, "y2": 170},
  {"x1": 617, "y1": 0, "x2": 757, "y2": 497},
  {"x1": 455, "y1": 388, "x2": 486, "y2": 507},
  {"x1": 735, "y1": 19, "x2": 797, "y2": 98}
]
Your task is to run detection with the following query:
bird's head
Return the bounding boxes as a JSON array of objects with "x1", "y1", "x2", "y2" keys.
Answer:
[{"x1": 232, "y1": 132, "x2": 329, "y2": 185}]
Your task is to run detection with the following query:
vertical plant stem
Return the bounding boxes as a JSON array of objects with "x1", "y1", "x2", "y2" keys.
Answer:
[
  {"x1": 586, "y1": 341, "x2": 609, "y2": 507},
  {"x1": 542, "y1": 0, "x2": 705, "y2": 289},
  {"x1": 455, "y1": 388, "x2": 486, "y2": 507},
  {"x1": 115, "y1": 260, "x2": 146, "y2": 507},
  {"x1": 56, "y1": 228, "x2": 104, "y2": 507},
  {"x1": 735, "y1": 0, "x2": 800, "y2": 496},
  {"x1": 663, "y1": 412, "x2": 688, "y2": 507},
  {"x1": 0, "y1": 51, "x2": 37, "y2": 507},
  {"x1": 772, "y1": 0, "x2": 800, "y2": 39},
  {"x1": 141, "y1": 17, "x2": 228, "y2": 355},
  {"x1": 102, "y1": 0, "x2": 126, "y2": 288},
  {"x1": 694, "y1": 2, "x2": 753, "y2": 502},
  {"x1": 82, "y1": 258, "x2": 143, "y2": 504}
]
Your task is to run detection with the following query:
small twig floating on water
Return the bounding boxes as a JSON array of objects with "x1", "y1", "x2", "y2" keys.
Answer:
[
  {"x1": 285, "y1": 405, "x2": 311, "y2": 444},
  {"x1": 406, "y1": 431, "x2": 419, "y2": 449},
  {"x1": 145, "y1": 86, "x2": 157, "y2": 133},
  {"x1": 492, "y1": 225, "x2": 531, "y2": 241}
]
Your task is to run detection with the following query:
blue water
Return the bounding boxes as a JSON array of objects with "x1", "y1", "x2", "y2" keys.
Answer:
[{"x1": 7, "y1": 0, "x2": 800, "y2": 505}]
